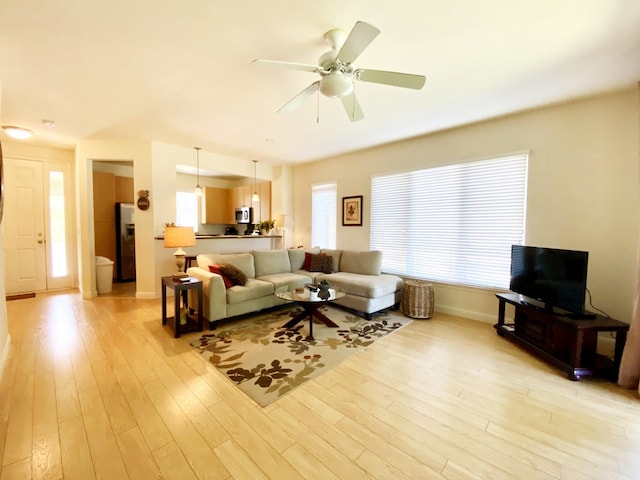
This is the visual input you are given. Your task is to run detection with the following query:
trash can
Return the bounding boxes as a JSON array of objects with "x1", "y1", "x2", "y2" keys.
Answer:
[{"x1": 96, "y1": 256, "x2": 114, "y2": 294}]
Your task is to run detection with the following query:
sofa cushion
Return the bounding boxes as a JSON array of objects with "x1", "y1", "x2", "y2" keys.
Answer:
[
  {"x1": 253, "y1": 249, "x2": 291, "y2": 277},
  {"x1": 292, "y1": 269, "x2": 323, "y2": 282},
  {"x1": 208, "y1": 264, "x2": 233, "y2": 288},
  {"x1": 226, "y1": 278, "x2": 274, "y2": 305},
  {"x1": 257, "y1": 272, "x2": 312, "y2": 293},
  {"x1": 288, "y1": 248, "x2": 305, "y2": 271},
  {"x1": 318, "y1": 272, "x2": 401, "y2": 298},
  {"x1": 340, "y1": 250, "x2": 382, "y2": 276},
  {"x1": 196, "y1": 253, "x2": 217, "y2": 270},
  {"x1": 309, "y1": 254, "x2": 333, "y2": 273},
  {"x1": 212, "y1": 252, "x2": 256, "y2": 279},
  {"x1": 320, "y1": 249, "x2": 342, "y2": 273},
  {"x1": 219, "y1": 263, "x2": 248, "y2": 286}
]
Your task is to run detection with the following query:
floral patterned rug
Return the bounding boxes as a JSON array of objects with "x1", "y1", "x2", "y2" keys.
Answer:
[{"x1": 186, "y1": 304, "x2": 412, "y2": 406}]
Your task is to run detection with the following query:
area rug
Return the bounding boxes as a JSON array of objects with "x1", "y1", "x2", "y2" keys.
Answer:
[{"x1": 186, "y1": 304, "x2": 411, "y2": 406}]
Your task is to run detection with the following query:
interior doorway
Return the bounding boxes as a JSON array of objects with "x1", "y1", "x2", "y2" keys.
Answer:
[{"x1": 92, "y1": 160, "x2": 136, "y2": 295}]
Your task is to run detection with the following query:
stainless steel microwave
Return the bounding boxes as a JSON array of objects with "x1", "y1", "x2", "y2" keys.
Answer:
[{"x1": 235, "y1": 207, "x2": 253, "y2": 224}]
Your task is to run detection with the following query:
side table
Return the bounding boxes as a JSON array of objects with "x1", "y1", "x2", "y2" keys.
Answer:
[{"x1": 161, "y1": 276, "x2": 203, "y2": 338}]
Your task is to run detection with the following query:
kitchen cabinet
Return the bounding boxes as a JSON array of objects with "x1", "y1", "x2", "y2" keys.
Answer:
[
  {"x1": 224, "y1": 182, "x2": 271, "y2": 224},
  {"x1": 202, "y1": 186, "x2": 228, "y2": 224},
  {"x1": 244, "y1": 184, "x2": 254, "y2": 209}
]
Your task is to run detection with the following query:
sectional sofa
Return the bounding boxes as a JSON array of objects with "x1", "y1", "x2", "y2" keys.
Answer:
[{"x1": 186, "y1": 248, "x2": 404, "y2": 327}]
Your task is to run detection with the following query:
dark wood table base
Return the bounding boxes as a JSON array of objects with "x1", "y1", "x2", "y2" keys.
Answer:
[{"x1": 282, "y1": 303, "x2": 339, "y2": 339}]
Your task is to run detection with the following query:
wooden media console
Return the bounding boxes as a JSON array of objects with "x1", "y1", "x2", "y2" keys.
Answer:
[{"x1": 494, "y1": 293, "x2": 629, "y2": 381}]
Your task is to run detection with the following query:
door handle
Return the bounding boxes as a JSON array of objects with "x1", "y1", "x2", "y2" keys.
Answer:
[{"x1": 37, "y1": 239, "x2": 44, "y2": 244}]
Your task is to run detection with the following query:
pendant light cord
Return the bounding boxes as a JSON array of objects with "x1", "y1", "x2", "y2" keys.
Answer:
[{"x1": 194, "y1": 147, "x2": 202, "y2": 196}]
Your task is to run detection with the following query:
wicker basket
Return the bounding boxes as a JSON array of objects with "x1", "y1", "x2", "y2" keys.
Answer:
[{"x1": 402, "y1": 280, "x2": 434, "y2": 319}]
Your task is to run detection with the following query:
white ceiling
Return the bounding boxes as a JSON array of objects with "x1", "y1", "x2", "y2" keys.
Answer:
[{"x1": 1, "y1": 0, "x2": 639, "y2": 166}]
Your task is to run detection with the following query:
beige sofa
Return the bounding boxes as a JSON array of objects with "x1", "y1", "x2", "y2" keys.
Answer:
[{"x1": 186, "y1": 248, "x2": 404, "y2": 327}]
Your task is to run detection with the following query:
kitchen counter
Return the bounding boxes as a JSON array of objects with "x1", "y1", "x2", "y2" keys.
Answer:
[
  {"x1": 156, "y1": 234, "x2": 284, "y2": 259},
  {"x1": 155, "y1": 234, "x2": 282, "y2": 240}
]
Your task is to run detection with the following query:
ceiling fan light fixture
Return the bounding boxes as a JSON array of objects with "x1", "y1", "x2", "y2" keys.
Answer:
[
  {"x1": 320, "y1": 72, "x2": 353, "y2": 98},
  {"x1": 194, "y1": 147, "x2": 203, "y2": 197},
  {"x1": 2, "y1": 125, "x2": 33, "y2": 140}
]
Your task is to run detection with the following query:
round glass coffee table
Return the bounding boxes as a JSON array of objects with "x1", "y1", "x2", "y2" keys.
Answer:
[{"x1": 276, "y1": 288, "x2": 345, "y2": 338}]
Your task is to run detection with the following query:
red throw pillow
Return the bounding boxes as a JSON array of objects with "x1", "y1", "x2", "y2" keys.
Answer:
[
  {"x1": 208, "y1": 264, "x2": 233, "y2": 288},
  {"x1": 305, "y1": 251, "x2": 328, "y2": 271}
]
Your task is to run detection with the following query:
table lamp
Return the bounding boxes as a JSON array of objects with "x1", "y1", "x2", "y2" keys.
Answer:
[{"x1": 164, "y1": 226, "x2": 196, "y2": 278}]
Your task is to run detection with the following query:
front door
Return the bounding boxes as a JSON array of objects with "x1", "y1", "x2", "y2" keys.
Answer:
[{"x1": 3, "y1": 158, "x2": 47, "y2": 294}]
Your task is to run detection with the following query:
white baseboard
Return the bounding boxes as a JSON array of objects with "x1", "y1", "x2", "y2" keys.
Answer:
[{"x1": 435, "y1": 304, "x2": 497, "y2": 324}]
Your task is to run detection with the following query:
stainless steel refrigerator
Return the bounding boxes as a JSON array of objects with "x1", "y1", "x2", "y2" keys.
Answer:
[{"x1": 115, "y1": 202, "x2": 136, "y2": 281}]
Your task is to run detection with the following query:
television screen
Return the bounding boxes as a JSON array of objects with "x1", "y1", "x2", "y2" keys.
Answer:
[{"x1": 509, "y1": 245, "x2": 588, "y2": 315}]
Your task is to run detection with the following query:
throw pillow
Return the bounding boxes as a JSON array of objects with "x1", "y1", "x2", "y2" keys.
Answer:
[
  {"x1": 219, "y1": 263, "x2": 248, "y2": 286},
  {"x1": 309, "y1": 254, "x2": 333, "y2": 274},
  {"x1": 304, "y1": 252, "x2": 313, "y2": 270},
  {"x1": 208, "y1": 264, "x2": 233, "y2": 289}
]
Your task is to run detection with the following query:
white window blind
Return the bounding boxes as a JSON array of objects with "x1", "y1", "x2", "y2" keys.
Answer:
[
  {"x1": 312, "y1": 182, "x2": 337, "y2": 248},
  {"x1": 371, "y1": 154, "x2": 528, "y2": 288}
]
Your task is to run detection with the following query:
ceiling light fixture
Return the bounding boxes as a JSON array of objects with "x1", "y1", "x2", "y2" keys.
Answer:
[
  {"x1": 252, "y1": 160, "x2": 259, "y2": 202},
  {"x1": 2, "y1": 125, "x2": 33, "y2": 140},
  {"x1": 319, "y1": 71, "x2": 354, "y2": 98},
  {"x1": 194, "y1": 147, "x2": 202, "y2": 197}
]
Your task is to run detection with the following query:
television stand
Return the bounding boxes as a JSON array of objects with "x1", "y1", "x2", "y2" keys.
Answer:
[{"x1": 494, "y1": 293, "x2": 629, "y2": 381}]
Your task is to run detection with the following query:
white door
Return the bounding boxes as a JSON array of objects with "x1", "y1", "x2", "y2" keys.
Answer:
[{"x1": 3, "y1": 159, "x2": 47, "y2": 294}]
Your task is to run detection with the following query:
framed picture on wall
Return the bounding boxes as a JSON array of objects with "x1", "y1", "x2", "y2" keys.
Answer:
[{"x1": 342, "y1": 195, "x2": 362, "y2": 226}]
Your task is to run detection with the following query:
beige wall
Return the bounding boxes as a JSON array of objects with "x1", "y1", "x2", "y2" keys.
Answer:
[
  {"x1": 0, "y1": 85, "x2": 7, "y2": 371},
  {"x1": 291, "y1": 86, "x2": 640, "y2": 323}
]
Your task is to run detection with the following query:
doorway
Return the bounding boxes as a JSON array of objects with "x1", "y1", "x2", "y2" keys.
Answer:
[{"x1": 92, "y1": 160, "x2": 136, "y2": 294}]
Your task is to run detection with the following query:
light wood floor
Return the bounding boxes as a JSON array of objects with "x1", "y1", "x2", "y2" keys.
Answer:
[{"x1": 1, "y1": 290, "x2": 640, "y2": 480}]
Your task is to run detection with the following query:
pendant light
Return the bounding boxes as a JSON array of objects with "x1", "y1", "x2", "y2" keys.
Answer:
[
  {"x1": 251, "y1": 160, "x2": 259, "y2": 202},
  {"x1": 194, "y1": 147, "x2": 202, "y2": 197}
]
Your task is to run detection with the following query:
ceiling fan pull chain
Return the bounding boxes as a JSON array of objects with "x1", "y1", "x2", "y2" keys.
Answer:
[{"x1": 316, "y1": 86, "x2": 320, "y2": 124}]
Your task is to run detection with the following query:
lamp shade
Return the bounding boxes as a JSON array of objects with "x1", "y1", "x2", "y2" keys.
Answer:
[{"x1": 164, "y1": 226, "x2": 196, "y2": 249}]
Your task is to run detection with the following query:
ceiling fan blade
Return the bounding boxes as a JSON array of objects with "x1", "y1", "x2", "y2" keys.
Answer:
[
  {"x1": 354, "y1": 68, "x2": 426, "y2": 90},
  {"x1": 336, "y1": 21, "x2": 381, "y2": 65},
  {"x1": 277, "y1": 81, "x2": 320, "y2": 113},
  {"x1": 341, "y1": 91, "x2": 364, "y2": 122},
  {"x1": 252, "y1": 59, "x2": 319, "y2": 73}
]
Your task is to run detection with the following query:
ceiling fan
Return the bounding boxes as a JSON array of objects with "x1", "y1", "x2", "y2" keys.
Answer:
[{"x1": 253, "y1": 21, "x2": 426, "y2": 122}]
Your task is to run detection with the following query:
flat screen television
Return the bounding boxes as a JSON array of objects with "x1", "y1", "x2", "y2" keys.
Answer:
[{"x1": 509, "y1": 245, "x2": 589, "y2": 315}]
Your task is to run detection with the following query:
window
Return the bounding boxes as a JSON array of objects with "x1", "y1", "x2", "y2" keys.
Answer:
[
  {"x1": 176, "y1": 191, "x2": 199, "y2": 232},
  {"x1": 312, "y1": 182, "x2": 337, "y2": 248},
  {"x1": 48, "y1": 171, "x2": 68, "y2": 277},
  {"x1": 370, "y1": 153, "x2": 528, "y2": 288}
]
